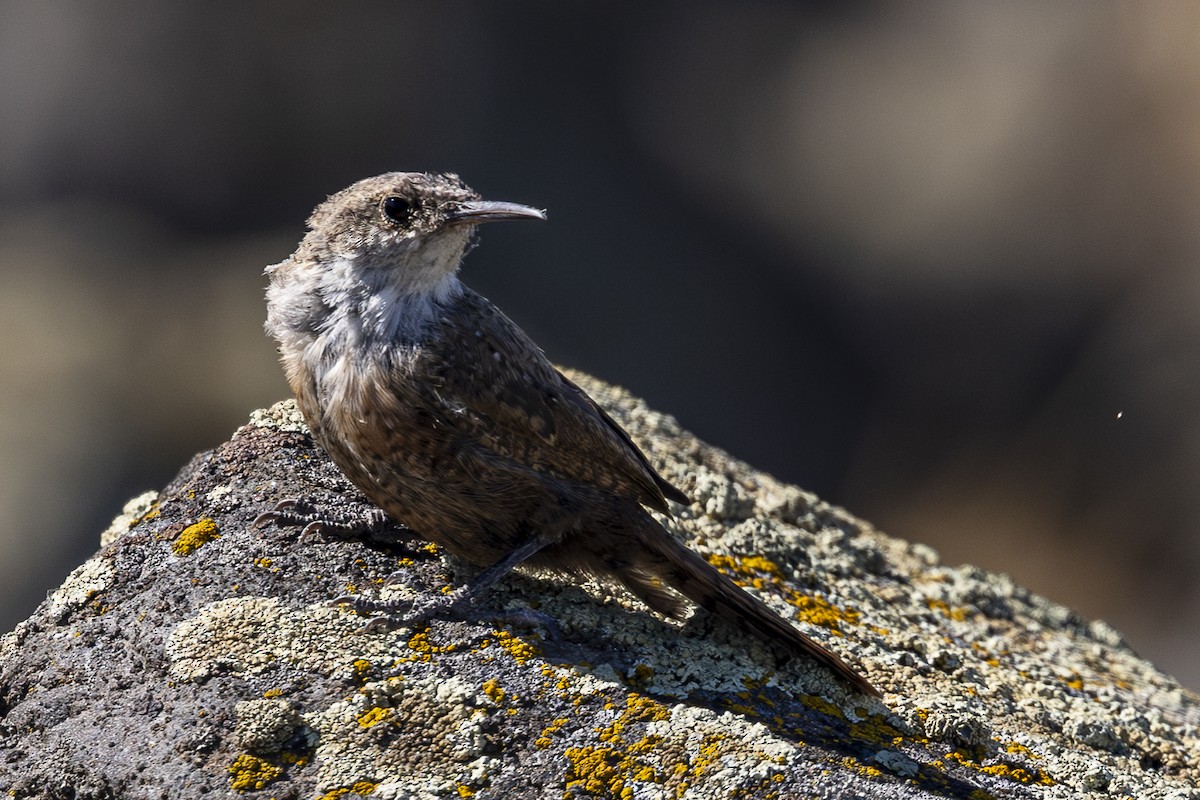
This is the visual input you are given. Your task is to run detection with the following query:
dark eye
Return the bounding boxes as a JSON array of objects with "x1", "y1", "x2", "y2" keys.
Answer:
[{"x1": 381, "y1": 195, "x2": 414, "y2": 225}]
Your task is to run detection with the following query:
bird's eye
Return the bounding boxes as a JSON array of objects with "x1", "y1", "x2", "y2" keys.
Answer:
[{"x1": 381, "y1": 195, "x2": 414, "y2": 225}]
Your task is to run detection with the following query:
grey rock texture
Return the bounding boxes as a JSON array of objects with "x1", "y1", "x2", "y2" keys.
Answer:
[{"x1": 1, "y1": 371, "x2": 1196, "y2": 799}]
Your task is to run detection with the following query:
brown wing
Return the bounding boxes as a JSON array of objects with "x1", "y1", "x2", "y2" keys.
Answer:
[
  {"x1": 421, "y1": 289, "x2": 687, "y2": 513},
  {"x1": 555, "y1": 371, "x2": 690, "y2": 508}
]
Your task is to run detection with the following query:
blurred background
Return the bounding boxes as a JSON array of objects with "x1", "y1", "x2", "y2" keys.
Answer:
[{"x1": 2, "y1": 2, "x2": 1198, "y2": 688}]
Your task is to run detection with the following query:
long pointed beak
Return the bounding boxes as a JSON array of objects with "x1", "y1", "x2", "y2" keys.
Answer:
[{"x1": 446, "y1": 201, "x2": 547, "y2": 225}]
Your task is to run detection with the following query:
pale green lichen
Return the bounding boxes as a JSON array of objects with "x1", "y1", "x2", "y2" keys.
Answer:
[
  {"x1": 248, "y1": 398, "x2": 309, "y2": 432},
  {"x1": 235, "y1": 697, "x2": 301, "y2": 753},
  {"x1": 45, "y1": 556, "x2": 115, "y2": 618},
  {"x1": 164, "y1": 596, "x2": 394, "y2": 681},
  {"x1": 99, "y1": 489, "x2": 159, "y2": 546},
  {"x1": 305, "y1": 675, "x2": 496, "y2": 795}
]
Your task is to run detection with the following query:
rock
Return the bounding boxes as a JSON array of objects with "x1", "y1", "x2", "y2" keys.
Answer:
[{"x1": 0, "y1": 371, "x2": 1196, "y2": 799}]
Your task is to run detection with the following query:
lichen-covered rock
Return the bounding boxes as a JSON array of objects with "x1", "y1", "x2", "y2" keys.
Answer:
[{"x1": 0, "y1": 371, "x2": 1196, "y2": 799}]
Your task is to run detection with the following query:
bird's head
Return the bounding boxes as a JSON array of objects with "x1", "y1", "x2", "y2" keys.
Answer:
[
  {"x1": 295, "y1": 172, "x2": 545, "y2": 293},
  {"x1": 266, "y1": 172, "x2": 545, "y2": 347}
]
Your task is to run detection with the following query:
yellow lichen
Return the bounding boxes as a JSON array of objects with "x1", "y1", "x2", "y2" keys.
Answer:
[
  {"x1": 564, "y1": 746, "x2": 649, "y2": 799},
  {"x1": 227, "y1": 753, "x2": 283, "y2": 791},
  {"x1": 262, "y1": 688, "x2": 283, "y2": 698},
  {"x1": 356, "y1": 706, "x2": 393, "y2": 728},
  {"x1": 622, "y1": 694, "x2": 671, "y2": 725},
  {"x1": 926, "y1": 598, "x2": 970, "y2": 621},
  {"x1": 317, "y1": 783, "x2": 379, "y2": 800},
  {"x1": 560, "y1": 695, "x2": 681, "y2": 798},
  {"x1": 401, "y1": 629, "x2": 459, "y2": 663},
  {"x1": 798, "y1": 694, "x2": 845, "y2": 720},
  {"x1": 788, "y1": 593, "x2": 859, "y2": 634},
  {"x1": 1003, "y1": 742, "x2": 1039, "y2": 758},
  {"x1": 537, "y1": 717, "x2": 570, "y2": 748},
  {"x1": 172, "y1": 519, "x2": 220, "y2": 556},
  {"x1": 706, "y1": 552, "x2": 864, "y2": 635},
  {"x1": 482, "y1": 678, "x2": 507, "y2": 704},
  {"x1": 944, "y1": 750, "x2": 1055, "y2": 786},
  {"x1": 839, "y1": 755, "x2": 883, "y2": 778},
  {"x1": 629, "y1": 663, "x2": 655, "y2": 688},
  {"x1": 134, "y1": 504, "x2": 160, "y2": 525},
  {"x1": 490, "y1": 629, "x2": 539, "y2": 664}
]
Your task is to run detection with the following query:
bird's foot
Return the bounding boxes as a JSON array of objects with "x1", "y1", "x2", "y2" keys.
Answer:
[{"x1": 253, "y1": 498, "x2": 398, "y2": 539}]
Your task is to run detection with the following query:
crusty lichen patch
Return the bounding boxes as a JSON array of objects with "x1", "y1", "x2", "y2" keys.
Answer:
[
  {"x1": 164, "y1": 596, "x2": 395, "y2": 681},
  {"x1": 235, "y1": 697, "x2": 302, "y2": 753},
  {"x1": 305, "y1": 674, "x2": 497, "y2": 795},
  {"x1": 44, "y1": 555, "x2": 115, "y2": 619},
  {"x1": 316, "y1": 782, "x2": 378, "y2": 800},
  {"x1": 542, "y1": 671, "x2": 802, "y2": 800},
  {"x1": 248, "y1": 399, "x2": 310, "y2": 432},
  {"x1": 705, "y1": 551, "x2": 867, "y2": 636},
  {"x1": 99, "y1": 489, "x2": 159, "y2": 547}
]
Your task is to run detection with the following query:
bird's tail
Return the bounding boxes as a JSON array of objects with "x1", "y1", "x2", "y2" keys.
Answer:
[{"x1": 621, "y1": 512, "x2": 880, "y2": 698}]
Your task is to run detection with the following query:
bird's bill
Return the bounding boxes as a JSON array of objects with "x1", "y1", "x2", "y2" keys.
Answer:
[{"x1": 446, "y1": 201, "x2": 547, "y2": 225}]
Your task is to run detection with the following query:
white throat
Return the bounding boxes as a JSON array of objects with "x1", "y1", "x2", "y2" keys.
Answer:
[
  {"x1": 360, "y1": 267, "x2": 463, "y2": 343},
  {"x1": 320, "y1": 255, "x2": 464, "y2": 346}
]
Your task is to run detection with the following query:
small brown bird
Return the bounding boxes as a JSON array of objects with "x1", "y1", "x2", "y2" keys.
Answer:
[{"x1": 264, "y1": 172, "x2": 878, "y2": 697}]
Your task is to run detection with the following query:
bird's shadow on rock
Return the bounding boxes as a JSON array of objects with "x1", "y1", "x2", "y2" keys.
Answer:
[{"x1": 502, "y1": 581, "x2": 993, "y2": 799}]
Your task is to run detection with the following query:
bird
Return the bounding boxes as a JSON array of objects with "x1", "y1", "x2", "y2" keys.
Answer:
[{"x1": 262, "y1": 171, "x2": 878, "y2": 697}]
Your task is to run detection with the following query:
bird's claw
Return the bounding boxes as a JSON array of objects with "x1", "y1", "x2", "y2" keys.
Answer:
[{"x1": 254, "y1": 498, "x2": 394, "y2": 539}]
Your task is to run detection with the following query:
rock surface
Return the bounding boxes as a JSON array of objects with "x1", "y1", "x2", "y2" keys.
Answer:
[{"x1": 0, "y1": 371, "x2": 1197, "y2": 799}]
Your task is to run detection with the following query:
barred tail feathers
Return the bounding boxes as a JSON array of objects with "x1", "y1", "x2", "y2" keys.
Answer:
[{"x1": 631, "y1": 514, "x2": 880, "y2": 698}]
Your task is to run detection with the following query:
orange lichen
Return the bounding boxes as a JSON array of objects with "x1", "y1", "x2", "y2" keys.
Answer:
[{"x1": 536, "y1": 716, "x2": 570, "y2": 748}]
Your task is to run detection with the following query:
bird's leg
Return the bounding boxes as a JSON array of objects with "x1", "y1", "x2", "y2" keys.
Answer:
[
  {"x1": 443, "y1": 537, "x2": 549, "y2": 606},
  {"x1": 336, "y1": 537, "x2": 561, "y2": 638},
  {"x1": 253, "y1": 498, "x2": 401, "y2": 540}
]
